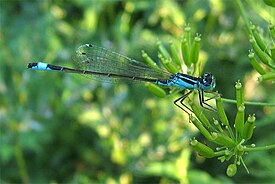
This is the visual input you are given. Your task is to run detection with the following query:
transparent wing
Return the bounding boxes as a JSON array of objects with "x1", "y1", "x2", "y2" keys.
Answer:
[{"x1": 72, "y1": 44, "x2": 171, "y2": 82}]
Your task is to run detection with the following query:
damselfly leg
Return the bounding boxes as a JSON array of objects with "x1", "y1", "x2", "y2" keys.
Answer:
[
  {"x1": 174, "y1": 90, "x2": 218, "y2": 115},
  {"x1": 174, "y1": 90, "x2": 194, "y2": 115},
  {"x1": 198, "y1": 90, "x2": 218, "y2": 112}
]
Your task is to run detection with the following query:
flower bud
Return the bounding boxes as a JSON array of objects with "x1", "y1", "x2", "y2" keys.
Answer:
[
  {"x1": 159, "y1": 56, "x2": 179, "y2": 74},
  {"x1": 235, "y1": 81, "x2": 244, "y2": 108},
  {"x1": 190, "y1": 34, "x2": 201, "y2": 64},
  {"x1": 146, "y1": 83, "x2": 167, "y2": 98},
  {"x1": 234, "y1": 104, "x2": 245, "y2": 134},
  {"x1": 216, "y1": 95, "x2": 229, "y2": 126},
  {"x1": 213, "y1": 119, "x2": 224, "y2": 133},
  {"x1": 211, "y1": 132, "x2": 235, "y2": 147},
  {"x1": 258, "y1": 73, "x2": 275, "y2": 82},
  {"x1": 157, "y1": 41, "x2": 170, "y2": 59},
  {"x1": 189, "y1": 100, "x2": 211, "y2": 129},
  {"x1": 190, "y1": 139, "x2": 215, "y2": 158},
  {"x1": 227, "y1": 164, "x2": 237, "y2": 177},
  {"x1": 190, "y1": 116, "x2": 212, "y2": 141},
  {"x1": 241, "y1": 114, "x2": 256, "y2": 141},
  {"x1": 249, "y1": 35, "x2": 273, "y2": 67},
  {"x1": 181, "y1": 38, "x2": 191, "y2": 66},
  {"x1": 248, "y1": 50, "x2": 266, "y2": 75},
  {"x1": 250, "y1": 23, "x2": 270, "y2": 56},
  {"x1": 169, "y1": 41, "x2": 182, "y2": 66},
  {"x1": 141, "y1": 50, "x2": 159, "y2": 70}
]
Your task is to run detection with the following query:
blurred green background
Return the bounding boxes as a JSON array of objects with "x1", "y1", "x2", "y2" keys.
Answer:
[{"x1": 0, "y1": 0, "x2": 274, "y2": 183}]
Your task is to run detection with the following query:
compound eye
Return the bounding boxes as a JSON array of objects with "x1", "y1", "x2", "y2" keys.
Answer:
[{"x1": 203, "y1": 73, "x2": 212, "y2": 86}]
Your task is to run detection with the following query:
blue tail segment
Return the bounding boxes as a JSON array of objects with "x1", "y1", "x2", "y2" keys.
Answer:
[{"x1": 27, "y1": 62, "x2": 57, "y2": 71}]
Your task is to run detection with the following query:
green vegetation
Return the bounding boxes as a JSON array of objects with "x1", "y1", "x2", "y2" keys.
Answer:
[{"x1": 1, "y1": 0, "x2": 274, "y2": 183}]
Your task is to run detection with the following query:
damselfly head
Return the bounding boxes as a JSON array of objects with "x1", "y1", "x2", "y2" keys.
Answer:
[
  {"x1": 27, "y1": 63, "x2": 38, "y2": 69},
  {"x1": 27, "y1": 62, "x2": 47, "y2": 70},
  {"x1": 201, "y1": 73, "x2": 216, "y2": 91}
]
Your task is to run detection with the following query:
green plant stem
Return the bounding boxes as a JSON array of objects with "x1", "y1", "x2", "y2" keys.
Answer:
[
  {"x1": 226, "y1": 123, "x2": 235, "y2": 141},
  {"x1": 15, "y1": 142, "x2": 29, "y2": 184},
  {"x1": 221, "y1": 98, "x2": 275, "y2": 107},
  {"x1": 235, "y1": 0, "x2": 252, "y2": 36},
  {"x1": 243, "y1": 144, "x2": 275, "y2": 152},
  {"x1": 240, "y1": 156, "x2": 250, "y2": 174},
  {"x1": 214, "y1": 150, "x2": 226, "y2": 157},
  {"x1": 11, "y1": 122, "x2": 29, "y2": 184}
]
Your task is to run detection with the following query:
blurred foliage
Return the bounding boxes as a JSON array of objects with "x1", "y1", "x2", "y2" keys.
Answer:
[{"x1": 0, "y1": 0, "x2": 274, "y2": 183}]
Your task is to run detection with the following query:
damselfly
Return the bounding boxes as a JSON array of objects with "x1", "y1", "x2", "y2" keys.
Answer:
[{"x1": 28, "y1": 43, "x2": 216, "y2": 114}]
